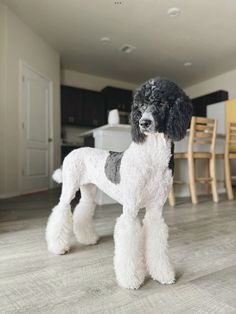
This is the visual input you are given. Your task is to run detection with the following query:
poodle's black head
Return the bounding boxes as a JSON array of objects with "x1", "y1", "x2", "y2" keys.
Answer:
[{"x1": 130, "y1": 78, "x2": 192, "y2": 143}]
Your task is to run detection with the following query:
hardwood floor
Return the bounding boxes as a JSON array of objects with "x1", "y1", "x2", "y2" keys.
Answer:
[{"x1": 0, "y1": 189, "x2": 236, "y2": 313}]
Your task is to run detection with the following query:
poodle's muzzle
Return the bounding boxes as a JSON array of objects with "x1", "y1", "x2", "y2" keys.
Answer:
[{"x1": 139, "y1": 111, "x2": 155, "y2": 134}]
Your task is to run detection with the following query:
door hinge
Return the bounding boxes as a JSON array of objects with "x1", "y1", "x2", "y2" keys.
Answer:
[
  {"x1": 22, "y1": 76, "x2": 25, "y2": 82},
  {"x1": 21, "y1": 169, "x2": 24, "y2": 176}
]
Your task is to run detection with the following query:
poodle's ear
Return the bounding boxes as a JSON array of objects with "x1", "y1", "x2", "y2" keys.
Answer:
[
  {"x1": 130, "y1": 106, "x2": 146, "y2": 143},
  {"x1": 166, "y1": 96, "x2": 192, "y2": 141}
]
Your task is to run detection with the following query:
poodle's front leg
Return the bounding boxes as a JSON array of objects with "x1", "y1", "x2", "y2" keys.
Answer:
[
  {"x1": 144, "y1": 208, "x2": 175, "y2": 284},
  {"x1": 114, "y1": 206, "x2": 145, "y2": 289}
]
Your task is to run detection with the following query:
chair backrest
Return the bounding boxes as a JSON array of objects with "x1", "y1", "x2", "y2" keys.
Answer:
[
  {"x1": 225, "y1": 122, "x2": 236, "y2": 154},
  {"x1": 188, "y1": 116, "x2": 217, "y2": 154}
]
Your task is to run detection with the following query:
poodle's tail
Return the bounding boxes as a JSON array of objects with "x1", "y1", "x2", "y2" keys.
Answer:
[{"x1": 52, "y1": 168, "x2": 62, "y2": 184}]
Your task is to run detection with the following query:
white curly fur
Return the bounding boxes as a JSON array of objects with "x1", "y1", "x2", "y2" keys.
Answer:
[
  {"x1": 114, "y1": 214, "x2": 145, "y2": 289},
  {"x1": 52, "y1": 168, "x2": 62, "y2": 184},
  {"x1": 73, "y1": 202, "x2": 99, "y2": 245},
  {"x1": 45, "y1": 204, "x2": 72, "y2": 255},
  {"x1": 144, "y1": 212, "x2": 175, "y2": 284}
]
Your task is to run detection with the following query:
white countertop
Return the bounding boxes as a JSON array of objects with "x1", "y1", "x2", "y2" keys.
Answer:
[{"x1": 80, "y1": 124, "x2": 131, "y2": 137}]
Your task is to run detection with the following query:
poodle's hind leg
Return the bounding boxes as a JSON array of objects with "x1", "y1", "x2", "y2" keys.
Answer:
[
  {"x1": 143, "y1": 207, "x2": 175, "y2": 285},
  {"x1": 73, "y1": 184, "x2": 99, "y2": 245},
  {"x1": 114, "y1": 206, "x2": 145, "y2": 289},
  {"x1": 46, "y1": 173, "x2": 78, "y2": 255}
]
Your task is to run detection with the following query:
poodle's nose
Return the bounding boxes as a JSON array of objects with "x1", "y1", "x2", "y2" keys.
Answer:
[{"x1": 139, "y1": 119, "x2": 152, "y2": 129}]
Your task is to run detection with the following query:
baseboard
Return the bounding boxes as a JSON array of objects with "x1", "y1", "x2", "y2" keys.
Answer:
[{"x1": 0, "y1": 192, "x2": 20, "y2": 199}]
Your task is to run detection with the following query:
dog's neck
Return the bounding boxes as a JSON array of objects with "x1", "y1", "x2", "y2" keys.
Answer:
[
  {"x1": 134, "y1": 132, "x2": 171, "y2": 148},
  {"x1": 129, "y1": 133, "x2": 172, "y2": 167},
  {"x1": 144, "y1": 132, "x2": 170, "y2": 146}
]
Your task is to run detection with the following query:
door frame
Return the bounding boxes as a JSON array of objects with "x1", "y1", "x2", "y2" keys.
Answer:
[{"x1": 19, "y1": 60, "x2": 54, "y2": 194}]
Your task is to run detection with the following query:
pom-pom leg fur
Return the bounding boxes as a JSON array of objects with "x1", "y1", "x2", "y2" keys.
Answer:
[
  {"x1": 46, "y1": 170, "x2": 77, "y2": 255},
  {"x1": 114, "y1": 209, "x2": 145, "y2": 289},
  {"x1": 144, "y1": 209, "x2": 175, "y2": 284},
  {"x1": 46, "y1": 203, "x2": 73, "y2": 255}
]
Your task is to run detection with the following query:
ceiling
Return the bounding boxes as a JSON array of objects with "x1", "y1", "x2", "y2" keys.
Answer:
[{"x1": 2, "y1": 0, "x2": 236, "y2": 88}]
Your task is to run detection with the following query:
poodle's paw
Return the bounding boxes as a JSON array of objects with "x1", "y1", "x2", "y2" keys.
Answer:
[
  {"x1": 116, "y1": 273, "x2": 145, "y2": 290},
  {"x1": 74, "y1": 225, "x2": 99, "y2": 245},
  {"x1": 75, "y1": 232, "x2": 99, "y2": 245},
  {"x1": 157, "y1": 273, "x2": 176, "y2": 285},
  {"x1": 47, "y1": 242, "x2": 70, "y2": 255},
  {"x1": 151, "y1": 265, "x2": 176, "y2": 285}
]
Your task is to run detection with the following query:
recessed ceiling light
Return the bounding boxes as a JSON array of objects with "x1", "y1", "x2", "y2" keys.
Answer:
[
  {"x1": 167, "y1": 7, "x2": 181, "y2": 17},
  {"x1": 100, "y1": 37, "x2": 111, "y2": 44},
  {"x1": 119, "y1": 44, "x2": 136, "y2": 54},
  {"x1": 184, "y1": 62, "x2": 192, "y2": 67}
]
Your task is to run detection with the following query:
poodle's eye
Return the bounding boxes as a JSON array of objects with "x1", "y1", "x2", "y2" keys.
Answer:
[{"x1": 140, "y1": 105, "x2": 147, "y2": 112}]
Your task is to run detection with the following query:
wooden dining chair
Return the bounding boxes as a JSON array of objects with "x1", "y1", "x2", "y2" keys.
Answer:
[
  {"x1": 224, "y1": 122, "x2": 236, "y2": 200},
  {"x1": 169, "y1": 116, "x2": 218, "y2": 206}
]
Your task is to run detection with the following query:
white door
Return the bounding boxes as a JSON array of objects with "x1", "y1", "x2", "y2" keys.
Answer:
[{"x1": 20, "y1": 64, "x2": 53, "y2": 194}]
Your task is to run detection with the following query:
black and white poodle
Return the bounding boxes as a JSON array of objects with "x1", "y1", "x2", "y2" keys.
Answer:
[{"x1": 46, "y1": 78, "x2": 192, "y2": 289}]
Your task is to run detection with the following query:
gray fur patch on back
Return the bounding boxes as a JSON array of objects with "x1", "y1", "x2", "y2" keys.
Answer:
[{"x1": 105, "y1": 151, "x2": 124, "y2": 184}]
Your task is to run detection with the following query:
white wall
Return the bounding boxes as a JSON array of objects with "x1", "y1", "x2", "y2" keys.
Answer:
[
  {"x1": 0, "y1": 4, "x2": 60, "y2": 198},
  {"x1": 185, "y1": 68, "x2": 236, "y2": 99},
  {"x1": 0, "y1": 4, "x2": 7, "y2": 196},
  {"x1": 61, "y1": 69, "x2": 138, "y2": 91}
]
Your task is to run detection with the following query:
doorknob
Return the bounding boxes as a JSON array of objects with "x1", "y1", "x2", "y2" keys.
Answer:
[{"x1": 48, "y1": 138, "x2": 53, "y2": 142}]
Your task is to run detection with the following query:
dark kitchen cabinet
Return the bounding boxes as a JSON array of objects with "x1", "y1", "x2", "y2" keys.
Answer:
[
  {"x1": 102, "y1": 86, "x2": 133, "y2": 113},
  {"x1": 61, "y1": 86, "x2": 106, "y2": 127},
  {"x1": 61, "y1": 86, "x2": 83, "y2": 125},
  {"x1": 192, "y1": 98, "x2": 207, "y2": 117},
  {"x1": 191, "y1": 90, "x2": 228, "y2": 117},
  {"x1": 82, "y1": 90, "x2": 106, "y2": 127}
]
